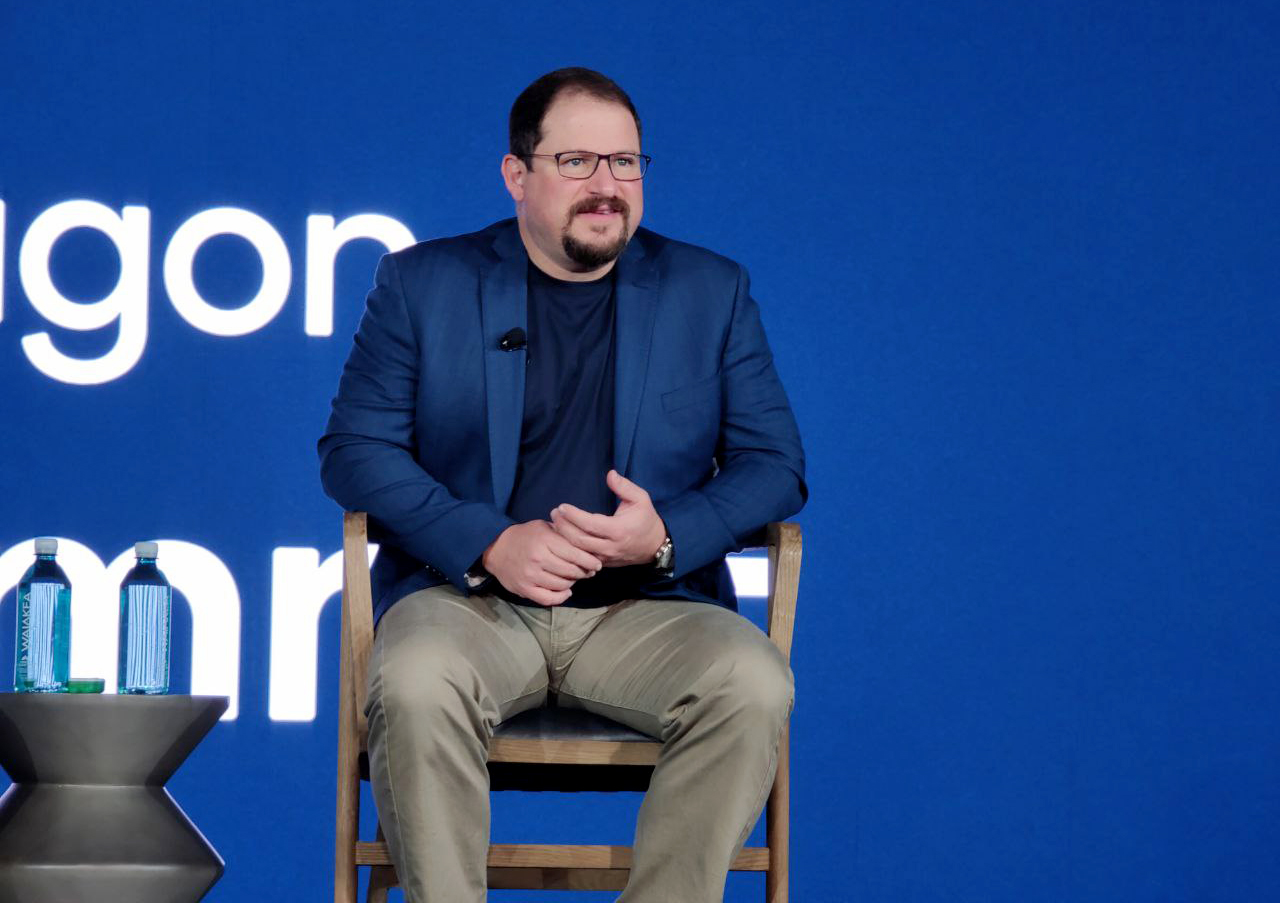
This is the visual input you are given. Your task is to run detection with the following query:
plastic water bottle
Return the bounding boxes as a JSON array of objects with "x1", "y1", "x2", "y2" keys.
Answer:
[
  {"x1": 118, "y1": 541, "x2": 172, "y2": 694},
  {"x1": 13, "y1": 537, "x2": 72, "y2": 693}
]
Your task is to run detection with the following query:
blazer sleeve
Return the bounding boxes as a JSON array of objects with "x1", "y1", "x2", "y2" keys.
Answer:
[
  {"x1": 317, "y1": 253, "x2": 515, "y2": 590},
  {"x1": 653, "y1": 264, "x2": 807, "y2": 578}
]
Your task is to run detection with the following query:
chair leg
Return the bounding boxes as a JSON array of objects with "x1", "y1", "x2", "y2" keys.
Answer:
[
  {"x1": 366, "y1": 824, "x2": 398, "y2": 903},
  {"x1": 765, "y1": 722, "x2": 790, "y2": 903},
  {"x1": 336, "y1": 613, "x2": 360, "y2": 903},
  {"x1": 367, "y1": 866, "x2": 396, "y2": 903}
]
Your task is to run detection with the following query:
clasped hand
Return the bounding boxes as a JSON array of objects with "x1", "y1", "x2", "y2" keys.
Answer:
[{"x1": 481, "y1": 469, "x2": 667, "y2": 606}]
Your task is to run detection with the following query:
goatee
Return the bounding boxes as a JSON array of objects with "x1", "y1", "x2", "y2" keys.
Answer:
[
  {"x1": 562, "y1": 228, "x2": 629, "y2": 269},
  {"x1": 562, "y1": 198, "x2": 631, "y2": 268}
]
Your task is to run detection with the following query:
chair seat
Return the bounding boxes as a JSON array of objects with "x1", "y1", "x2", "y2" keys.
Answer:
[
  {"x1": 494, "y1": 703, "x2": 655, "y2": 743},
  {"x1": 489, "y1": 704, "x2": 659, "y2": 791},
  {"x1": 358, "y1": 704, "x2": 660, "y2": 792}
]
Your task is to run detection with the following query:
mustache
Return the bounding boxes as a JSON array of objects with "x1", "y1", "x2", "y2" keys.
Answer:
[{"x1": 570, "y1": 196, "x2": 630, "y2": 217}]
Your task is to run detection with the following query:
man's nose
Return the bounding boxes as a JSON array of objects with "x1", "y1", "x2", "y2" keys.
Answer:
[{"x1": 584, "y1": 158, "x2": 621, "y2": 193}]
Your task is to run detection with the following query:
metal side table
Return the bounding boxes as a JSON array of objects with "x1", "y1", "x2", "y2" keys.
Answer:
[{"x1": 0, "y1": 693, "x2": 227, "y2": 902}]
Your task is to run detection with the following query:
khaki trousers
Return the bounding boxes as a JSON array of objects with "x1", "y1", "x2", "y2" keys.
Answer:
[{"x1": 366, "y1": 583, "x2": 794, "y2": 903}]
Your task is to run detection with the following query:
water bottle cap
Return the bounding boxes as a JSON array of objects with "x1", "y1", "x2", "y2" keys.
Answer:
[
  {"x1": 34, "y1": 537, "x2": 58, "y2": 555},
  {"x1": 135, "y1": 541, "x2": 159, "y2": 559}
]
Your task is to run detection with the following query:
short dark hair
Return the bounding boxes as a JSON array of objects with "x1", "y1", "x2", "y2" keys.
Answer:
[{"x1": 509, "y1": 67, "x2": 642, "y2": 162}]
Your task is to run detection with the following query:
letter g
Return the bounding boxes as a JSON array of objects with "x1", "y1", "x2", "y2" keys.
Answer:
[{"x1": 19, "y1": 200, "x2": 150, "y2": 386}]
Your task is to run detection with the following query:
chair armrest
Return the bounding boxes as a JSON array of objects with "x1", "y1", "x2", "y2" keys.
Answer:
[{"x1": 765, "y1": 522, "x2": 802, "y2": 662}]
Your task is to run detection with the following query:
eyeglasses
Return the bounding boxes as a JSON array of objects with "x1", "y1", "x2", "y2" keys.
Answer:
[{"x1": 524, "y1": 151, "x2": 651, "y2": 181}]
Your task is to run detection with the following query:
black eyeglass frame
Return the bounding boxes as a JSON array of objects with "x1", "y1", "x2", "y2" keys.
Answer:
[{"x1": 522, "y1": 151, "x2": 652, "y2": 180}]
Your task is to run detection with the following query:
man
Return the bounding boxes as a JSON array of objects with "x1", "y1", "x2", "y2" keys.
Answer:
[{"x1": 319, "y1": 67, "x2": 805, "y2": 903}]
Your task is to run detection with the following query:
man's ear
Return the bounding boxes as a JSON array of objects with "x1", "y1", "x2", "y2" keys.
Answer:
[{"x1": 501, "y1": 154, "x2": 526, "y2": 202}]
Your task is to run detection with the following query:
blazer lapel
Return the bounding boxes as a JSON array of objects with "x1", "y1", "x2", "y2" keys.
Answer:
[
  {"x1": 480, "y1": 224, "x2": 528, "y2": 511},
  {"x1": 612, "y1": 238, "x2": 660, "y2": 478}
]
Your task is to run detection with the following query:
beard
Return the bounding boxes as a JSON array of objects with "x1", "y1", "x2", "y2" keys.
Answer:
[{"x1": 561, "y1": 197, "x2": 631, "y2": 269}]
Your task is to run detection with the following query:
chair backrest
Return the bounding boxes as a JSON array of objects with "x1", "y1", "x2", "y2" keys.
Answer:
[
  {"x1": 341, "y1": 512, "x2": 377, "y2": 754},
  {"x1": 763, "y1": 521, "x2": 802, "y2": 662}
]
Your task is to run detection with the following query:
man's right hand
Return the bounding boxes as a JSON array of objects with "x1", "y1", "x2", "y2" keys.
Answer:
[{"x1": 481, "y1": 520, "x2": 603, "y2": 606}]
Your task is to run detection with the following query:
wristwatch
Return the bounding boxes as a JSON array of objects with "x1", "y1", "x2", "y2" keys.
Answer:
[{"x1": 653, "y1": 534, "x2": 674, "y2": 575}]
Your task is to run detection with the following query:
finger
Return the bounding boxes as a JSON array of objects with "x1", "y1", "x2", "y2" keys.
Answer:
[
  {"x1": 528, "y1": 571, "x2": 576, "y2": 605},
  {"x1": 606, "y1": 469, "x2": 647, "y2": 502},
  {"x1": 550, "y1": 511, "x2": 608, "y2": 555},
  {"x1": 540, "y1": 551, "x2": 595, "y2": 580},
  {"x1": 525, "y1": 585, "x2": 572, "y2": 607},
  {"x1": 546, "y1": 526, "x2": 605, "y2": 572},
  {"x1": 554, "y1": 504, "x2": 619, "y2": 539},
  {"x1": 535, "y1": 520, "x2": 603, "y2": 575},
  {"x1": 527, "y1": 570, "x2": 574, "y2": 592}
]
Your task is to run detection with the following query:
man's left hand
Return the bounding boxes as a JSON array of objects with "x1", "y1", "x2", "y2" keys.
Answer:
[{"x1": 550, "y1": 469, "x2": 667, "y2": 568}]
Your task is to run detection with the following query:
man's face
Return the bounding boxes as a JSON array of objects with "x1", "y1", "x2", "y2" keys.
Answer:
[{"x1": 504, "y1": 92, "x2": 644, "y2": 278}]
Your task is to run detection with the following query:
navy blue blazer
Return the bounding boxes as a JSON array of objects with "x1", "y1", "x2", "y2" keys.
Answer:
[{"x1": 319, "y1": 218, "x2": 806, "y2": 624}]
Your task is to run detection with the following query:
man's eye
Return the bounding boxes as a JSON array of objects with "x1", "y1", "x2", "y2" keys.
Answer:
[
  {"x1": 562, "y1": 156, "x2": 587, "y2": 167},
  {"x1": 614, "y1": 155, "x2": 637, "y2": 167}
]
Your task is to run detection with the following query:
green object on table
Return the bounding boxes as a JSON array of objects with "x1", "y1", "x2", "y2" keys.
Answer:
[{"x1": 66, "y1": 678, "x2": 104, "y2": 694}]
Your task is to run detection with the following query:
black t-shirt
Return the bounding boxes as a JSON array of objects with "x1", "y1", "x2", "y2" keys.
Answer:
[{"x1": 501, "y1": 262, "x2": 656, "y2": 607}]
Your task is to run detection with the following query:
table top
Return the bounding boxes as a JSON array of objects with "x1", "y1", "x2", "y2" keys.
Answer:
[
  {"x1": 0, "y1": 692, "x2": 227, "y2": 705},
  {"x1": 0, "y1": 694, "x2": 228, "y2": 785}
]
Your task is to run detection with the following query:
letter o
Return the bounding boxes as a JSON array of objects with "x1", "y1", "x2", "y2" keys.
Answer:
[{"x1": 163, "y1": 207, "x2": 291, "y2": 336}]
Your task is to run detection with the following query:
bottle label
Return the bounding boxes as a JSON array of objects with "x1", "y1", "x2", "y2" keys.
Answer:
[
  {"x1": 121, "y1": 584, "x2": 171, "y2": 692},
  {"x1": 18, "y1": 583, "x2": 60, "y2": 688}
]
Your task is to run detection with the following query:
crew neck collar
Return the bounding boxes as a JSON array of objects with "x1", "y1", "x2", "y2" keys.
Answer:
[{"x1": 528, "y1": 259, "x2": 616, "y2": 288}]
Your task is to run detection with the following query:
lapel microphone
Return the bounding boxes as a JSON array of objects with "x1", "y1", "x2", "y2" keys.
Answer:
[{"x1": 498, "y1": 327, "x2": 527, "y2": 351}]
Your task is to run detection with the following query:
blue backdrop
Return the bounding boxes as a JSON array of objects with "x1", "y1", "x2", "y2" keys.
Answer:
[{"x1": 2, "y1": 1, "x2": 1277, "y2": 900}]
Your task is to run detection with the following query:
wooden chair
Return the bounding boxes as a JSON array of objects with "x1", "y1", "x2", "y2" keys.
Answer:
[{"x1": 334, "y1": 511, "x2": 802, "y2": 902}]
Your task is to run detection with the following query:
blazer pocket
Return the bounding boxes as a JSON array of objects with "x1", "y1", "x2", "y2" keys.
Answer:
[{"x1": 661, "y1": 374, "x2": 721, "y2": 414}]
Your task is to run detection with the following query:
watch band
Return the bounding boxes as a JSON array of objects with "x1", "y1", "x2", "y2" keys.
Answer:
[{"x1": 653, "y1": 534, "x2": 674, "y2": 573}]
